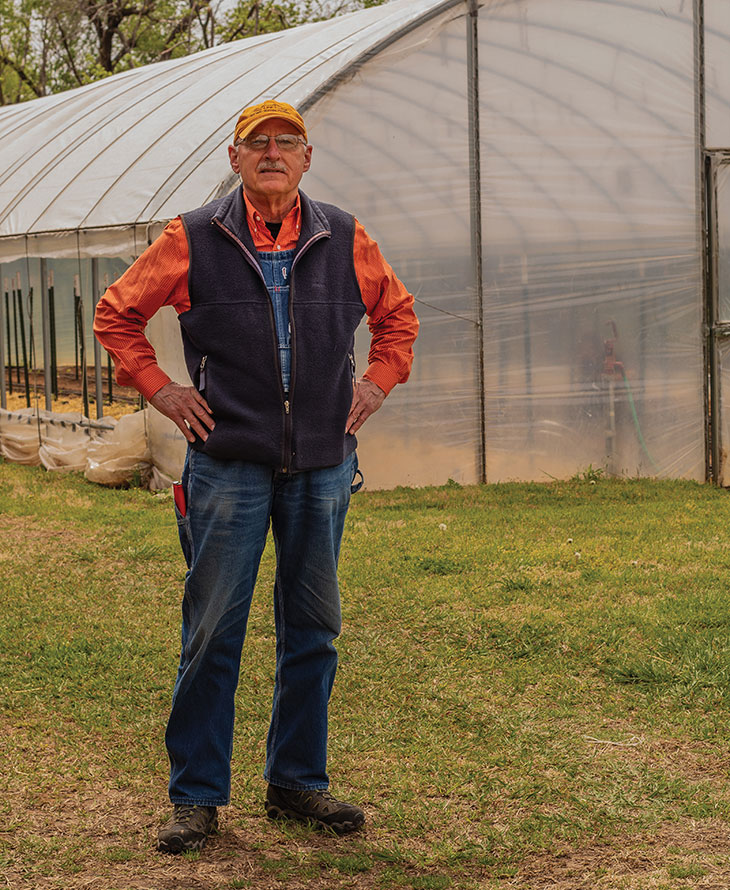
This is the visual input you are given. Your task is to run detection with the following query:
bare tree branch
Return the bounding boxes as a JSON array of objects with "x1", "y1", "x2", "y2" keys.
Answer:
[{"x1": 55, "y1": 18, "x2": 86, "y2": 85}]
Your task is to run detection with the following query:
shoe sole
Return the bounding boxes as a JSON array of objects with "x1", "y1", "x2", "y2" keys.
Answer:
[
  {"x1": 265, "y1": 802, "x2": 364, "y2": 835},
  {"x1": 157, "y1": 816, "x2": 219, "y2": 854},
  {"x1": 157, "y1": 834, "x2": 207, "y2": 854}
]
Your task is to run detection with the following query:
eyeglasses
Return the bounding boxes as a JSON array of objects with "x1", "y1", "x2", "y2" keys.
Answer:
[{"x1": 238, "y1": 134, "x2": 306, "y2": 152}]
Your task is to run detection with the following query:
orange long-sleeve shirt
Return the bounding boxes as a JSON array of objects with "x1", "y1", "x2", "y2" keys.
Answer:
[{"x1": 94, "y1": 191, "x2": 418, "y2": 401}]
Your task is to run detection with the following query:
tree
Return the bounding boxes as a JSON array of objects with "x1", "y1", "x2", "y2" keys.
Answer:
[{"x1": 0, "y1": 0, "x2": 388, "y2": 104}]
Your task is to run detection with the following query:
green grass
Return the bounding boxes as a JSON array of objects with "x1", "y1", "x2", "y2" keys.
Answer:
[{"x1": 2, "y1": 463, "x2": 730, "y2": 889}]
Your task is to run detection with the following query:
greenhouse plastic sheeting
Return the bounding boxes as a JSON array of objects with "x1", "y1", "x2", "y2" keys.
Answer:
[
  {"x1": 0, "y1": 0, "x2": 723, "y2": 486},
  {"x1": 705, "y1": 1, "x2": 730, "y2": 149},
  {"x1": 302, "y1": 0, "x2": 705, "y2": 484},
  {"x1": 476, "y1": 0, "x2": 704, "y2": 482},
  {"x1": 0, "y1": 0, "x2": 457, "y2": 262},
  {"x1": 305, "y1": 9, "x2": 480, "y2": 486}
]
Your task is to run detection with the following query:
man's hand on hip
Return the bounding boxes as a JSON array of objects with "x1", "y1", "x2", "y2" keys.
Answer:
[
  {"x1": 346, "y1": 378, "x2": 386, "y2": 435},
  {"x1": 149, "y1": 382, "x2": 215, "y2": 444}
]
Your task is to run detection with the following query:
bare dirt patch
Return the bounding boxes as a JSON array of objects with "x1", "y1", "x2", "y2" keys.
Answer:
[
  {"x1": 512, "y1": 821, "x2": 730, "y2": 889},
  {"x1": 0, "y1": 513, "x2": 87, "y2": 556}
]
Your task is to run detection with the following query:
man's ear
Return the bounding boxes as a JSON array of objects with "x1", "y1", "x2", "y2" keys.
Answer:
[
  {"x1": 228, "y1": 144, "x2": 241, "y2": 175},
  {"x1": 303, "y1": 145, "x2": 312, "y2": 173}
]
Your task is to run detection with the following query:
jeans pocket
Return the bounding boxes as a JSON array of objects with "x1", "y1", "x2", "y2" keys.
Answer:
[
  {"x1": 174, "y1": 504, "x2": 193, "y2": 568},
  {"x1": 350, "y1": 453, "x2": 364, "y2": 495},
  {"x1": 175, "y1": 451, "x2": 193, "y2": 567}
]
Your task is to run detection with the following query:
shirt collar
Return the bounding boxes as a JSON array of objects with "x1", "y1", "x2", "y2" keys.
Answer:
[{"x1": 243, "y1": 190, "x2": 301, "y2": 249}]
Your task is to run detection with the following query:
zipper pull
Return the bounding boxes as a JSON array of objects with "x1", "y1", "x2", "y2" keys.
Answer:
[
  {"x1": 199, "y1": 355, "x2": 207, "y2": 391},
  {"x1": 284, "y1": 399, "x2": 290, "y2": 414}
]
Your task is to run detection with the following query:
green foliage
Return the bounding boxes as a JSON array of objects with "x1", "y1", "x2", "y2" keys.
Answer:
[
  {"x1": 570, "y1": 463, "x2": 605, "y2": 483},
  {"x1": 0, "y1": 0, "x2": 389, "y2": 103}
]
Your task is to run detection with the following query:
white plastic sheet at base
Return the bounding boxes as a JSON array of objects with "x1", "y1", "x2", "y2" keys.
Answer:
[
  {"x1": 85, "y1": 411, "x2": 151, "y2": 486},
  {"x1": 39, "y1": 413, "x2": 93, "y2": 471},
  {"x1": 0, "y1": 409, "x2": 44, "y2": 465},
  {"x1": 0, "y1": 408, "x2": 152, "y2": 486}
]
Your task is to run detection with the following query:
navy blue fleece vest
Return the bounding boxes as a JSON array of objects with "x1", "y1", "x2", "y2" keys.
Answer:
[{"x1": 179, "y1": 188, "x2": 365, "y2": 471}]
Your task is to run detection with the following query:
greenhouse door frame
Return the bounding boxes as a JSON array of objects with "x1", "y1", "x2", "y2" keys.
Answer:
[{"x1": 705, "y1": 150, "x2": 730, "y2": 484}]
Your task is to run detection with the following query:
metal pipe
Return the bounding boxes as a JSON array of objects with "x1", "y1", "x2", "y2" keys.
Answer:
[
  {"x1": 520, "y1": 256, "x2": 534, "y2": 456},
  {"x1": 466, "y1": 0, "x2": 486, "y2": 484},
  {"x1": 40, "y1": 259, "x2": 52, "y2": 412},
  {"x1": 91, "y1": 258, "x2": 103, "y2": 419},
  {"x1": 0, "y1": 268, "x2": 5, "y2": 410},
  {"x1": 706, "y1": 155, "x2": 720, "y2": 484},
  {"x1": 74, "y1": 277, "x2": 80, "y2": 380},
  {"x1": 74, "y1": 273, "x2": 90, "y2": 419},
  {"x1": 103, "y1": 273, "x2": 113, "y2": 405},
  {"x1": 695, "y1": 0, "x2": 712, "y2": 481},
  {"x1": 49, "y1": 270, "x2": 57, "y2": 397}
]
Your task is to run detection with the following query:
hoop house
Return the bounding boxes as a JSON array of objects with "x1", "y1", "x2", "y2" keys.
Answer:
[{"x1": 0, "y1": 0, "x2": 727, "y2": 486}]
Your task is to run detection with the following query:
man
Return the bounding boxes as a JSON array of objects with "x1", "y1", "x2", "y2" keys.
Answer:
[{"x1": 94, "y1": 100, "x2": 418, "y2": 853}]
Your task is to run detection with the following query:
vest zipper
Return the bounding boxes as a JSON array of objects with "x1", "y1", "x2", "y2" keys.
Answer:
[
  {"x1": 282, "y1": 398, "x2": 291, "y2": 472},
  {"x1": 283, "y1": 230, "x2": 330, "y2": 470},
  {"x1": 199, "y1": 355, "x2": 207, "y2": 392},
  {"x1": 213, "y1": 217, "x2": 331, "y2": 473},
  {"x1": 213, "y1": 217, "x2": 290, "y2": 467}
]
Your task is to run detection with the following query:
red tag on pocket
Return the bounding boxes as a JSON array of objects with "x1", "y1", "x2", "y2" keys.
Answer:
[{"x1": 173, "y1": 482, "x2": 187, "y2": 517}]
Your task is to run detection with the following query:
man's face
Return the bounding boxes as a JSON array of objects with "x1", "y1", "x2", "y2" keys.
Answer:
[{"x1": 228, "y1": 118, "x2": 312, "y2": 204}]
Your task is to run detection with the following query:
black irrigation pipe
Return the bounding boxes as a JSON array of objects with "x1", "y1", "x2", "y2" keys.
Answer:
[
  {"x1": 103, "y1": 275, "x2": 113, "y2": 406},
  {"x1": 11, "y1": 282, "x2": 19, "y2": 386},
  {"x1": 48, "y1": 273, "x2": 58, "y2": 398},
  {"x1": 73, "y1": 277, "x2": 80, "y2": 381},
  {"x1": 74, "y1": 285, "x2": 90, "y2": 420},
  {"x1": 15, "y1": 277, "x2": 30, "y2": 407},
  {"x1": 0, "y1": 409, "x2": 113, "y2": 432}
]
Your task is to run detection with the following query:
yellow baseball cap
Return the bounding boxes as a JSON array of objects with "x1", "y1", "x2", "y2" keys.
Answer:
[{"x1": 234, "y1": 100, "x2": 308, "y2": 143}]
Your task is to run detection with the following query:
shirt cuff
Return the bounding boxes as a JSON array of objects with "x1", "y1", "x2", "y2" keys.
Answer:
[
  {"x1": 132, "y1": 366, "x2": 173, "y2": 402},
  {"x1": 363, "y1": 362, "x2": 399, "y2": 396}
]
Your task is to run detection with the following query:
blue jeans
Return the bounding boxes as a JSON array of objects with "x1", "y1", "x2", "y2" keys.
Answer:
[{"x1": 167, "y1": 449, "x2": 357, "y2": 806}]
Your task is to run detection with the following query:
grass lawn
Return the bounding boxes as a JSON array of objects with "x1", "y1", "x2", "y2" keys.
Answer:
[{"x1": 2, "y1": 462, "x2": 730, "y2": 889}]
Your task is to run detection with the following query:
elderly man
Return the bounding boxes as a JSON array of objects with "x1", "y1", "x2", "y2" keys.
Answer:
[{"x1": 94, "y1": 100, "x2": 418, "y2": 853}]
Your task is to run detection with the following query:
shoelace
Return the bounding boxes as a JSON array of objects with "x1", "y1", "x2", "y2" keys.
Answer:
[
  {"x1": 298, "y1": 791, "x2": 337, "y2": 811},
  {"x1": 174, "y1": 805, "x2": 202, "y2": 824}
]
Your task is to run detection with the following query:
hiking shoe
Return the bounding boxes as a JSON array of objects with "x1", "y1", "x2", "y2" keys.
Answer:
[
  {"x1": 157, "y1": 804, "x2": 218, "y2": 854},
  {"x1": 265, "y1": 784, "x2": 365, "y2": 834}
]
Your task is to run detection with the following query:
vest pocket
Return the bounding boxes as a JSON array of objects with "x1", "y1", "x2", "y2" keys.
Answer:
[{"x1": 198, "y1": 355, "x2": 208, "y2": 393}]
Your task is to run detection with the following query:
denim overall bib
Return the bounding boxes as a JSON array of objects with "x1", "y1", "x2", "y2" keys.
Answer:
[
  {"x1": 258, "y1": 248, "x2": 363, "y2": 492},
  {"x1": 258, "y1": 249, "x2": 294, "y2": 392}
]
